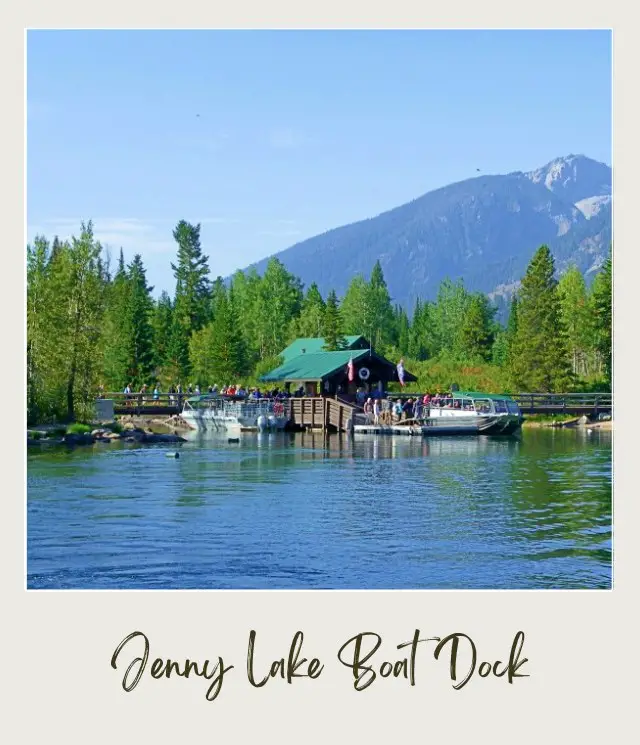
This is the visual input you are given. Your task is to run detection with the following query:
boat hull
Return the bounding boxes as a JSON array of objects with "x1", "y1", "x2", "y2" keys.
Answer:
[
  {"x1": 354, "y1": 414, "x2": 521, "y2": 437},
  {"x1": 181, "y1": 404, "x2": 289, "y2": 432}
]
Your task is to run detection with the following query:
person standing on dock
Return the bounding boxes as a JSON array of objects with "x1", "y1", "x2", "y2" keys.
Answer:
[
  {"x1": 373, "y1": 398, "x2": 380, "y2": 425},
  {"x1": 364, "y1": 398, "x2": 374, "y2": 423}
]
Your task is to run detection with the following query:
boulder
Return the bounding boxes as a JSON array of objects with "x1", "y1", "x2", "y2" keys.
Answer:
[
  {"x1": 63, "y1": 432, "x2": 94, "y2": 446},
  {"x1": 142, "y1": 433, "x2": 187, "y2": 443}
]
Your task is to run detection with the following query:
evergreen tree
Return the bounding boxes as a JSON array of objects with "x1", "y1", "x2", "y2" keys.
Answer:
[
  {"x1": 396, "y1": 306, "x2": 410, "y2": 355},
  {"x1": 322, "y1": 290, "x2": 346, "y2": 350},
  {"x1": 509, "y1": 246, "x2": 573, "y2": 392},
  {"x1": 339, "y1": 262, "x2": 394, "y2": 351},
  {"x1": 459, "y1": 293, "x2": 495, "y2": 361},
  {"x1": 229, "y1": 268, "x2": 262, "y2": 367},
  {"x1": 254, "y1": 258, "x2": 303, "y2": 358},
  {"x1": 590, "y1": 251, "x2": 612, "y2": 385},
  {"x1": 123, "y1": 254, "x2": 155, "y2": 387},
  {"x1": 557, "y1": 266, "x2": 591, "y2": 377},
  {"x1": 407, "y1": 299, "x2": 437, "y2": 361},
  {"x1": 292, "y1": 282, "x2": 326, "y2": 338},
  {"x1": 492, "y1": 297, "x2": 517, "y2": 367},
  {"x1": 151, "y1": 291, "x2": 174, "y2": 379},
  {"x1": 167, "y1": 220, "x2": 211, "y2": 380},
  {"x1": 430, "y1": 278, "x2": 472, "y2": 360},
  {"x1": 102, "y1": 249, "x2": 130, "y2": 390},
  {"x1": 189, "y1": 284, "x2": 247, "y2": 385}
]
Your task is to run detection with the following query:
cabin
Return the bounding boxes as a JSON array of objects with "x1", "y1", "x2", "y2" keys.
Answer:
[{"x1": 260, "y1": 335, "x2": 417, "y2": 397}]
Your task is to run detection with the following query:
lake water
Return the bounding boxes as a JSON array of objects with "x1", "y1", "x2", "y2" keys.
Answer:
[{"x1": 27, "y1": 428, "x2": 612, "y2": 590}]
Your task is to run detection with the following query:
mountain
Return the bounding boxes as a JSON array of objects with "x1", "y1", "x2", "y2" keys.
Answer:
[{"x1": 244, "y1": 154, "x2": 611, "y2": 312}]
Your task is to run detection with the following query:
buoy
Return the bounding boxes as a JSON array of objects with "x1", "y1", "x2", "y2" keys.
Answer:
[
  {"x1": 267, "y1": 415, "x2": 277, "y2": 428},
  {"x1": 166, "y1": 451, "x2": 180, "y2": 458},
  {"x1": 257, "y1": 415, "x2": 267, "y2": 431}
]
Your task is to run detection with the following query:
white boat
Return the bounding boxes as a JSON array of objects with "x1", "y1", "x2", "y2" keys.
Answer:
[
  {"x1": 425, "y1": 391, "x2": 523, "y2": 434},
  {"x1": 181, "y1": 395, "x2": 289, "y2": 433},
  {"x1": 355, "y1": 391, "x2": 522, "y2": 437}
]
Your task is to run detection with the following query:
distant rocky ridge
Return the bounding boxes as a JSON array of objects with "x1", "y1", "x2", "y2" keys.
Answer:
[{"x1": 242, "y1": 154, "x2": 611, "y2": 315}]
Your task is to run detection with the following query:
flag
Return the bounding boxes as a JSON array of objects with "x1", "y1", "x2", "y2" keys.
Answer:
[
  {"x1": 397, "y1": 359, "x2": 405, "y2": 387},
  {"x1": 347, "y1": 357, "x2": 354, "y2": 382}
]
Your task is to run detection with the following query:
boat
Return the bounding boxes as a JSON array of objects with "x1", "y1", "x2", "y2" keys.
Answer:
[
  {"x1": 353, "y1": 391, "x2": 522, "y2": 437},
  {"x1": 425, "y1": 391, "x2": 523, "y2": 435},
  {"x1": 181, "y1": 394, "x2": 289, "y2": 432}
]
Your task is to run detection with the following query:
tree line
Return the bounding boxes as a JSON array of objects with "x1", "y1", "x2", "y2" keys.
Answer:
[{"x1": 26, "y1": 219, "x2": 612, "y2": 423}]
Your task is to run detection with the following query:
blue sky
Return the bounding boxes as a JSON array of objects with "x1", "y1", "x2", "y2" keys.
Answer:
[{"x1": 27, "y1": 29, "x2": 611, "y2": 295}]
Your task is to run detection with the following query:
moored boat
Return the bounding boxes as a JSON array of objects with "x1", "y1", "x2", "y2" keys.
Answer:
[
  {"x1": 354, "y1": 390, "x2": 522, "y2": 437},
  {"x1": 426, "y1": 391, "x2": 523, "y2": 435},
  {"x1": 181, "y1": 394, "x2": 289, "y2": 432}
]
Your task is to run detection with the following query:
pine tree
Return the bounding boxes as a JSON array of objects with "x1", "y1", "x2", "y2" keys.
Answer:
[
  {"x1": 124, "y1": 254, "x2": 155, "y2": 388},
  {"x1": 189, "y1": 284, "x2": 247, "y2": 385},
  {"x1": 509, "y1": 246, "x2": 573, "y2": 392},
  {"x1": 102, "y1": 249, "x2": 131, "y2": 390},
  {"x1": 167, "y1": 220, "x2": 211, "y2": 380},
  {"x1": 459, "y1": 293, "x2": 495, "y2": 361},
  {"x1": 322, "y1": 290, "x2": 346, "y2": 350},
  {"x1": 590, "y1": 251, "x2": 612, "y2": 385},
  {"x1": 151, "y1": 291, "x2": 174, "y2": 380}
]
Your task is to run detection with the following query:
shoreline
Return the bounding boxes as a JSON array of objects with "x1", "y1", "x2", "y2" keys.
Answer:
[
  {"x1": 522, "y1": 416, "x2": 612, "y2": 431},
  {"x1": 27, "y1": 415, "x2": 192, "y2": 449}
]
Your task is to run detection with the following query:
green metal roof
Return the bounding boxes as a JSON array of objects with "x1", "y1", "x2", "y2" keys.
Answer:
[
  {"x1": 452, "y1": 391, "x2": 515, "y2": 401},
  {"x1": 260, "y1": 349, "x2": 372, "y2": 382},
  {"x1": 279, "y1": 335, "x2": 367, "y2": 362}
]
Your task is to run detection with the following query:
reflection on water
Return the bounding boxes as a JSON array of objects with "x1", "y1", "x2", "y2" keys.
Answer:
[{"x1": 27, "y1": 428, "x2": 612, "y2": 589}]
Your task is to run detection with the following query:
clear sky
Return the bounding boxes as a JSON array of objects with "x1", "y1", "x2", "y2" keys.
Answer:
[{"x1": 27, "y1": 29, "x2": 611, "y2": 295}]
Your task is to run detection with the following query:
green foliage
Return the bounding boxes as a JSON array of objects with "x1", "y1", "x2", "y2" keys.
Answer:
[
  {"x1": 27, "y1": 220, "x2": 611, "y2": 425},
  {"x1": 558, "y1": 265, "x2": 592, "y2": 377},
  {"x1": 509, "y1": 245, "x2": 573, "y2": 392},
  {"x1": 589, "y1": 251, "x2": 612, "y2": 385},
  {"x1": 167, "y1": 220, "x2": 211, "y2": 380},
  {"x1": 189, "y1": 282, "x2": 248, "y2": 385},
  {"x1": 322, "y1": 290, "x2": 346, "y2": 350},
  {"x1": 292, "y1": 282, "x2": 326, "y2": 338},
  {"x1": 27, "y1": 222, "x2": 106, "y2": 423},
  {"x1": 123, "y1": 254, "x2": 155, "y2": 387},
  {"x1": 66, "y1": 422, "x2": 92, "y2": 435},
  {"x1": 340, "y1": 262, "x2": 395, "y2": 351},
  {"x1": 151, "y1": 291, "x2": 174, "y2": 379}
]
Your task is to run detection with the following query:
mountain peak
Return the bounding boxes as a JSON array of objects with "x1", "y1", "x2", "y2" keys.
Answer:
[
  {"x1": 526, "y1": 154, "x2": 611, "y2": 204},
  {"x1": 242, "y1": 154, "x2": 611, "y2": 313}
]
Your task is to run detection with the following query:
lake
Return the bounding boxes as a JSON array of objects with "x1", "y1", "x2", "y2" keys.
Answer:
[{"x1": 27, "y1": 428, "x2": 612, "y2": 590}]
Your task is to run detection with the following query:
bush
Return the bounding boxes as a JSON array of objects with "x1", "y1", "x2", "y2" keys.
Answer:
[{"x1": 66, "y1": 422, "x2": 92, "y2": 435}]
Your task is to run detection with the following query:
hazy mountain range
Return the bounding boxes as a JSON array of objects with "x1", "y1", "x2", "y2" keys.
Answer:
[{"x1": 244, "y1": 154, "x2": 612, "y2": 314}]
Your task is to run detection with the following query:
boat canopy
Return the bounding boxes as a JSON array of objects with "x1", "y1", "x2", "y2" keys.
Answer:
[{"x1": 451, "y1": 391, "x2": 516, "y2": 401}]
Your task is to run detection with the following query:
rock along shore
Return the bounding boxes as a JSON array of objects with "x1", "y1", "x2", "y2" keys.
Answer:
[{"x1": 27, "y1": 419, "x2": 189, "y2": 449}]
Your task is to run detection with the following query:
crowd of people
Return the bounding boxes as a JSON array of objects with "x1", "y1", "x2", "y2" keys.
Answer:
[
  {"x1": 113, "y1": 382, "x2": 309, "y2": 404},
  {"x1": 362, "y1": 392, "x2": 472, "y2": 425}
]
